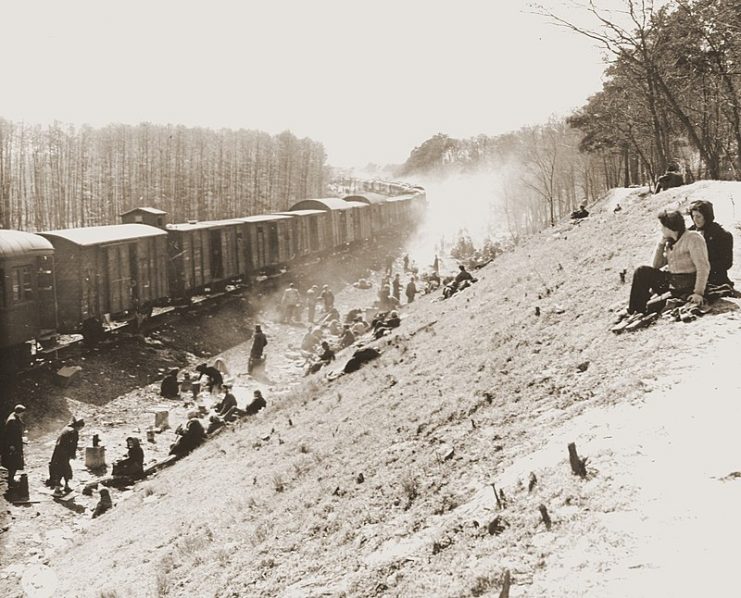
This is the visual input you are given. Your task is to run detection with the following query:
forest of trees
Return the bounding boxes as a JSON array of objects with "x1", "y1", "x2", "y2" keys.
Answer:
[
  {"x1": 0, "y1": 121, "x2": 328, "y2": 231},
  {"x1": 398, "y1": 0, "x2": 741, "y2": 237}
]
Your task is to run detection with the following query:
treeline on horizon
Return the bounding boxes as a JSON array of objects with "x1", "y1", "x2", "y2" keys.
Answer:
[
  {"x1": 0, "y1": 121, "x2": 328, "y2": 231},
  {"x1": 396, "y1": 0, "x2": 741, "y2": 236}
]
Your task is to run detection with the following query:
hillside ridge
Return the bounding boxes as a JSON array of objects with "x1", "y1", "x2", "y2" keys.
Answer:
[{"x1": 17, "y1": 182, "x2": 741, "y2": 597}]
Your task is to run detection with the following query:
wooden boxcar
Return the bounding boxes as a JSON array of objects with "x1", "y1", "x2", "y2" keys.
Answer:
[
  {"x1": 235, "y1": 215, "x2": 294, "y2": 272},
  {"x1": 166, "y1": 219, "x2": 245, "y2": 297},
  {"x1": 39, "y1": 224, "x2": 169, "y2": 332},
  {"x1": 289, "y1": 198, "x2": 364, "y2": 249},
  {"x1": 343, "y1": 193, "x2": 388, "y2": 238},
  {"x1": 0, "y1": 231, "x2": 56, "y2": 353},
  {"x1": 273, "y1": 209, "x2": 330, "y2": 260}
]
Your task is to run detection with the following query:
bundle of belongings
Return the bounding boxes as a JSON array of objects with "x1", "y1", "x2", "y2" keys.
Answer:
[{"x1": 612, "y1": 282, "x2": 736, "y2": 333}]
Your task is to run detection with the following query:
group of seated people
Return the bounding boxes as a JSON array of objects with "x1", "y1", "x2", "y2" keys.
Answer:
[
  {"x1": 170, "y1": 387, "x2": 267, "y2": 456},
  {"x1": 622, "y1": 199, "x2": 734, "y2": 319},
  {"x1": 160, "y1": 361, "x2": 228, "y2": 401}
]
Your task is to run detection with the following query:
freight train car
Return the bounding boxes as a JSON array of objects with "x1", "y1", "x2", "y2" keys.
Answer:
[
  {"x1": 38, "y1": 224, "x2": 169, "y2": 333},
  {"x1": 166, "y1": 219, "x2": 246, "y2": 297},
  {"x1": 0, "y1": 231, "x2": 56, "y2": 363}
]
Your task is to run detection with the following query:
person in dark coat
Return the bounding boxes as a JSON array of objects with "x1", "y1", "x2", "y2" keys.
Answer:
[
  {"x1": 571, "y1": 204, "x2": 589, "y2": 219},
  {"x1": 688, "y1": 200, "x2": 734, "y2": 287},
  {"x1": 160, "y1": 368, "x2": 180, "y2": 399},
  {"x1": 112, "y1": 437, "x2": 144, "y2": 478},
  {"x1": 405, "y1": 279, "x2": 417, "y2": 304},
  {"x1": 243, "y1": 390, "x2": 266, "y2": 416},
  {"x1": 338, "y1": 325, "x2": 355, "y2": 350},
  {"x1": 2, "y1": 405, "x2": 26, "y2": 485},
  {"x1": 169, "y1": 412, "x2": 206, "y2": 457},
  {"x1": 250, "y1": 325, "x2": 267, "y2": 360},
  {"x1": 196, "y1": 363, "x2": 223, "y2": 394},
  {"x1": 48, "y1": 417, "x2": 85, "y2": 491},
  {"x1": 454, "y1": 265, "x2": 473, "y2": 286},
  {"x1": 214, "y1": 384, "x2": 238, "y2": 418},
  {"x1": 655, "y1": 164, "x2": 684, "y2": 193},
  {"x1": 320, "y1": 285, "x2": 335, "y2": 312},
  {"x1": 392, "y1": 274, "x2": 401, "y2": 301}
]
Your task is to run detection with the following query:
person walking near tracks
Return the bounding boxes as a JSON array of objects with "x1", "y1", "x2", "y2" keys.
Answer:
[
  {"x1": 320, "y1": 285, "x2": 335, "y2": 313},
  {"x1": 2, "y1": 405, "x2": 26, "y2": 486},
  {"x1": 47, "y1": 417, "x2": 85, "y2": 492},
  {"x1": 392, "y1": 273, "x2": 401, "y2": 302},
  {"x1": 281, "y1": 283, "x2": 301, "y2": 324},
  {"x1": 249, "y1": 325, "x2": 268, "y2": 374},
  {"x1": 405, "y1": 278, "x2": 417, "y2": 304}
]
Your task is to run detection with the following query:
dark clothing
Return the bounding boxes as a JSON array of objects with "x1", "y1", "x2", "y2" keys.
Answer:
[
  {"x1": 244, "y1": 395, "x2": 266, "y2": 416},
  {"x1": 198, "y1": 366, "x2": 223, "y2": 392},
  {"x1": 215, "y1": 392, "x2": 237, "y2": 418},
  {"x1": 160, "y1": 374, "x2": 180, "y2": 399},
  {"x1": 250, "y1": 332, "x2": 268, "y2": 359},
  {"x1": 689, "y1": 220, "x2": 734, "y2": 287},
  {"x1": 655, "y1": 171, "x2": 684, "y2": 193},
  {"x1": 628, "y1": 266, "x2": 696, "y2": 314},
  {"x1": 49, "y1": 426, "x2": 80, "y2": 486},
  {"x1": 571, "y1": 208, "x2": 589, "y2": 219},
  {"x1": 392, "y1": 279, "x2": 401, "y2": 301},
  {"x1": 405, "y1": 282, "x2": 416, "y2": 303},
  {"x1": 319, "y1": 347, "x2": 336, "y2": 364},
  {"x1": 169, "y1": 419, "x2": 206, "y2": 457},
  {"x1": 2, "y1": 413, "x2": 25, "y2": 477},
  {"x1": 92, "y1": 493, "x2": 113, "y2": 518},
  {"x1": 339, "y1": 329, "x2": 355, "y2": 350},
  {"x1": 112, "y1": 444, "x2": 144, "y2": 478},
  {"x1": 320, "y1": 289, "x2": 335, "y2": 311},
  {"x1": 454, "y1": 269, "x2": 473, "y2": 285}
]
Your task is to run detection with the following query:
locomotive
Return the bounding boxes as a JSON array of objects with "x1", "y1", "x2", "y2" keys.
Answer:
[{"x1": 0, "y1": 180, "x2": 425, "y2": 365}]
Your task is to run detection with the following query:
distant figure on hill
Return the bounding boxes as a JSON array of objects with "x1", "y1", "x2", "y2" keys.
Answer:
[
  {"x1": 688, "y1": 200, "x2": 734, "y2": 287},
  {"x1": 306, "y1": 341, "x2": 335, "y2": 375},
  {"x1": 655, "y1": 164, "x2": 684, "y2": 193},
  {"x1": 454, "y1": 265, "x2": 474, "y2": 286},
  {"x1": 613, "y1": 203, "x2": 623, "y2": 214},
  {"x1": 338, "y1": 324, "x2": 355, "y2": 350},
  {"x1": 160, "y1": 368, "x2": 180, "y2": 399},
  {"x1": 249, "y1": 325, "x2": 268, "y2": 375},
  {"x1": 571, "y1": 204, "x2": 589, "y2": 219},
  {"x1": 169, "y1": 412, "x2": 206, "y2": 457},
  {"x1": 405, "y1": 278, "x2": 417, "y2": 304},
  {"x1": 320, "y1": 285, "x2": 335, "y2": 312},
  {"x1": 112, "y1": 437, "x2": 144, "y2": 478},
  {"x1": 392, "y1": 274, "x2": 401, "y2": 301},
  {"x1": 626, "y1": 209, "x2": 709, "y2": 315},
  {"x1": 214, "y1": 384, "x2": 238, "y2": 418},
  {"x1": 243, "y1": 390, "x2": 267, "y2": 416}
]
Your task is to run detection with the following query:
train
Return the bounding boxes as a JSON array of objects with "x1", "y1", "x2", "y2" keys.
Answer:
[{"x1": 0, "y1": 180, "x2": 425, "y2": 365}]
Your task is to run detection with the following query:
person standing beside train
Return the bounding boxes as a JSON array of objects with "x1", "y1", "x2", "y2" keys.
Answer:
[
  {"x1": 2, "y1": 405, "x2": 26, "y2": 486},
  {"x1": 281, "y1": 283, "x2": 301, "y2": 324}
]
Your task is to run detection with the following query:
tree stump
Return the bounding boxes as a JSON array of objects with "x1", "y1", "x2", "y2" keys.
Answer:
[
  {"x1": 539, "y1": 504, "x2": 552, "y2": 530},
  {"x1": 568, "y1": 442, "x2": 587, "y2": 477},
  {"x1": 499, "y1": 569, "x2": 511, "y2": 598}
]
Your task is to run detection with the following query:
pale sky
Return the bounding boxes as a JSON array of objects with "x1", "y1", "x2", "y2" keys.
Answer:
[{"x1": 0, "y1": 0, "x2": 609, "y2": 166}]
